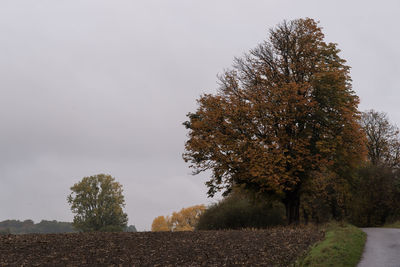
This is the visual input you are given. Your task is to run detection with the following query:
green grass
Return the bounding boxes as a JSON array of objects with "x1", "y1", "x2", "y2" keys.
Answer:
[
  {"x1": 297, "y1": 222, "x2": 366, "y2": 267},
  {"x1": 383, "y1": 221, "x2": 400, "y2": 228}
]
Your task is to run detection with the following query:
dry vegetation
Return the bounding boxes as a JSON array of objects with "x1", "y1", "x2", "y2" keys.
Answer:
[{"x1": 0, "y1": 226, "x2": 323, "y2": 266}]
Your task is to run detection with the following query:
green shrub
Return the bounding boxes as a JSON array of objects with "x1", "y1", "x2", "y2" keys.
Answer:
[
  {"x1": 348, "y1": 165, "x2": 400, "y2": 227},
  {"x1": 196, "y1": 194, "x2": 285, "y2": 230}
]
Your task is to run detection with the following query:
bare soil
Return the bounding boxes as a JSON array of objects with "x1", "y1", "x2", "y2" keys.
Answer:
[{"x1": 0, "y1": 226, "x2": 323, "y2": 266}]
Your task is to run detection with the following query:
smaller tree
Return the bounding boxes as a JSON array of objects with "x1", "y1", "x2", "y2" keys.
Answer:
[
  {"x1": 361, "y1": 110, "x2": 400, "y2": 168},
  {"x1": 67, "y1": 174, "x2": 128, "y2": 232},
  {"x1": 169, "y1": 205, "x2": 206, "y2": 231},
  {"x1": 125, "y1": 225, "x2": 137, "y2": 232},
  {"x1": 350, "y1": 110, "x2": 400, "y2": 226},
  {"x1": 151, "y1": 216, "x2": 170, "y2": 232},
  {"x1": 151, "y1": 205, "x2": 206, "y2": 231}
]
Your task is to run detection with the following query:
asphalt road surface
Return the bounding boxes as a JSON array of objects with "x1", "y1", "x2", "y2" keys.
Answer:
[{"x1": 358, "y1": 228, "x2": 400, "y2": 267}]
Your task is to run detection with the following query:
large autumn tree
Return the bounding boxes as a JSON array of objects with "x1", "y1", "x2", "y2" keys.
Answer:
[{"x1": 183, "y1": 18, "x2": 366, "y2": 224}]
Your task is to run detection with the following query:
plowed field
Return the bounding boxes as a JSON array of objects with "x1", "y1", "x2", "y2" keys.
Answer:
[{"x1": 0, "y1": 227, "x2": 323, "y2": 266}]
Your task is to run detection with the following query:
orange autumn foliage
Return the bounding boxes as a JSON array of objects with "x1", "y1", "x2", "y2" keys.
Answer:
[
  {"x1": 151, "y1": 216, "x2": 170, "y2": 232},
  {"x1": 183, "y1": 18, "x2": 366, "y2": 223},
  {"x1": 151, "y1": 205, "x2": 206, "y2": 232}
]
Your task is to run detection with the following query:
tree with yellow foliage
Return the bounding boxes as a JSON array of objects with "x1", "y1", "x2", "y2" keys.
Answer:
[
  {"x1": 151, "y1": 216, "x2": 170, "y2": 232},
  {"x1": 151, "y1": 205, "x2": 206, "y2": 231},
  {"x1": 169, "y1": 205, "x2": 205, "y2": 231}
]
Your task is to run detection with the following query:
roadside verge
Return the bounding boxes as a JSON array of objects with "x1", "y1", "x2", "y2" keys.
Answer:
[{"x1": 297, "y1": 223, "x2": 366, "y2": 266}]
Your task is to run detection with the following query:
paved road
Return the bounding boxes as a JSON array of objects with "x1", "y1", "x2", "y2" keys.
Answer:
[{"x1": 358, "y1": 228, "x2": 400, "y2": 267}]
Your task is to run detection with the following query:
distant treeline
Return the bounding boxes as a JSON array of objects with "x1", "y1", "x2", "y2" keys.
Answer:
[
  {"x1": 0, "y1": 220, "x2": 76, "y2": 234},
  {"x1": 0, "y1": 220, "x2": 137, "y2": 234}
]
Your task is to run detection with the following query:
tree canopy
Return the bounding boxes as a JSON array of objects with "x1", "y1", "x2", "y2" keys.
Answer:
[
  {"x1": 151, "y1": 216, "x2": 170, "y2": 232},
  {"x1": 67, "y1": 174, "x2": 128, "y2": 232},
  {"x1": 151, "y1": 205, "x2": 205, "y2": 231},
  {"x1": 347, "y1": 110, "x2": 400, "y2": 226},
  {"x1": 360, "y1": 110, "x2": 400, "y2": 168},
  {"x1": 183, "y1": 18, "x2": 366, "y2": 223}
]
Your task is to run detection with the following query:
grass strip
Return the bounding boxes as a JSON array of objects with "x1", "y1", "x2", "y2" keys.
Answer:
[
  {"x1": 297, "y1": 222, "x2": 366, "y2": 267},
  {"x1": 383, "y1": 221, "x2": 400, "y2": 228}
]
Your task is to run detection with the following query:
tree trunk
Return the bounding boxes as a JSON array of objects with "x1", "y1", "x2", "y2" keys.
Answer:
[
  {"x1": 303, "y1": 208, "x2": 309, "y2": 225},
  {"x1": 283, "y1": 192, "x2": 300, "y2": 224}
]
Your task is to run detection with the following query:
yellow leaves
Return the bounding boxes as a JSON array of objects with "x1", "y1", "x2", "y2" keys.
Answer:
[
  {"x1": 151, "y1": 205, "x2": 206, "y2": 232},
  {"x1": 151, "y1": 216, "x2": 170, "y2": 232}
]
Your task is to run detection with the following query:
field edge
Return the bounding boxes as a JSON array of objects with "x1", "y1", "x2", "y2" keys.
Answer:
[{"x1": 294, "y1": 222, "x2": 366, "y2": 267}]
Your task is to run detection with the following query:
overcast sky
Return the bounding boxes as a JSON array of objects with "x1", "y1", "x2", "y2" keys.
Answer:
[{"x1": 1, "y1": 0, "x2": 399, "y2": 231}]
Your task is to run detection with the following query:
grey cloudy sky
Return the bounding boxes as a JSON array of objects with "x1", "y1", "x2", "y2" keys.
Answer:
[{"x1": 0, "y1": 0, "x2": 399, "y2": 231}]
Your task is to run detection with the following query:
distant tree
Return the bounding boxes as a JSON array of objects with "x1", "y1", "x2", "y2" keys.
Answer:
[
  {"x1": 21, "y1": 220, "x2": 34, "y2": 233},
  {"x1": 67, "y1": 174, "x2": 128, "y2": 232},
  {"x1": 151, "y1": 205, "x2": 206, "y2": 231},
  {"x1": 360, "y1": 110, "x2": 400, "y2": 168},
  {"x1": 125, "y1": 225, "x2": 137, "y2": 232},
  {"x1": 0, "y1": 219, "x2": 76, "y2": 234},
  {"x1": 151, "y1": 216, "x2": 170, "y2": 232},
  {"x1": 0, "y1": 220, "x2": 30, "y2": 234},
  {"x1": 35, "y1": 220, "x2": 76, "y2": 234},
  {"x1": 169, "y1": 205, "x2": 206, "y2": 231},
  {"x1": 22, "y1": 219, "x2": 34, "y2": 227},
  {"x1": 183, "y1": 18, "x2": 366, "y2": 224}
]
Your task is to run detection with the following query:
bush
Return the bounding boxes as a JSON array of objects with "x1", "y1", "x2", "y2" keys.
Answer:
[
  {"x1": 349, "y1": 164, "x2": 400, "y2": 227},
  {"x1": 196, "y1": 194, "x2": 285, "y2": 230}
]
